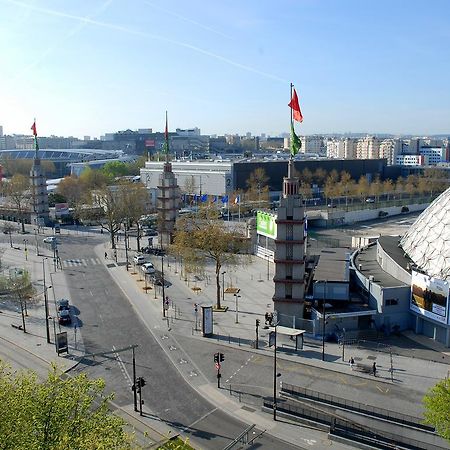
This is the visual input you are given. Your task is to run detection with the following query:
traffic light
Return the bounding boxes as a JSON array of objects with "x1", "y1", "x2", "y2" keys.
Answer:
[
  {"x1": 138, "y1": 377, "x2": 146, "y2": 388},
  {"x1": 256, "y1": 319, "x2": 260, "y2": 327},
  {"x1": 219, "y1": 353, "x2": 225, "y2": 362},
  {"x1": 214, "y1": 352, "x2": 219, "y2": 363}
]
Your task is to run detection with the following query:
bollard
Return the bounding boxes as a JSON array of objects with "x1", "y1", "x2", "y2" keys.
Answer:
[
  {"x1": 229, "y1": 385, "x2": 232, "y2": 395},
  {"x1": 238, "y1": 337, "x2": 241, "y2": 346},
  {"x1": 228, "y1": 334, "x2": 231, "y2": 344}
]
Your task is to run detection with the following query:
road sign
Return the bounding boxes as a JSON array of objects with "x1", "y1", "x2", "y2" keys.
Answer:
[{"x1": 215, "y1": 362, "x2": 221, "y2": 370}]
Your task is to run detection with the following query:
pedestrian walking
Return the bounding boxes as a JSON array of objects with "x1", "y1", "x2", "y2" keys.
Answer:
[
  {"x1": 372, "y1": 362, "x2": 377, "y2": 377},
  {"x1": 349, "y1": 357, "x2": 355, "y2": 370},
  {"x1": 104, "y1": 251, "x2": 108, "y2": 259},
  {"x1": 265, "y1": 312, "x2": 269, "y2": 325}
]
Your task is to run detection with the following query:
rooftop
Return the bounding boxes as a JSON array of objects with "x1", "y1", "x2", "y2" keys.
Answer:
[
  {"x1": 354, "y1": 243, "x2": 408, "y2": 288},
  {"x1": 314, "y1": 247, "x2": 351, "y2": 283}
]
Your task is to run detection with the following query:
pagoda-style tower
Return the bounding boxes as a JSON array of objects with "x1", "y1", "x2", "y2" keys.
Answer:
[
  {"x1": 157, "y1": 112, "x2": 179, "y2": 248},
  {"x1": 30, "y1": 121, "x2": 49, "y2": 227},
  {"x1": 272, "y1": 159, "x2": 306, "y2": 325}
]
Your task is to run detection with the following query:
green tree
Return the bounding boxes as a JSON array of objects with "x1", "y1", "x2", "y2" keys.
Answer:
[
  {"x1": 5, "y1": 174, "x2": 30, "y2": 233},
  {"x1": 357, "y1": 176, "x2": 370, "y2": 199},
  {"x1": 101, "y1": 161, "x2": 130, "y2": 180},
  {"x1": 246, "y1": 167, "x2": 269, "y2": 206},
  {"x1": 0, "y1": 362, "x2": 135, "y2": 449},
  {"x1": 48, "y1": 192, "x2": 67, "y2": 207},
  {"x1": 423, "y1": 378, "x2": 450, "y2": 443},
  {"x1": 79, "y1": 167, "x2": 109, "y2": 190},
  {"x1": 172, "y1": 213, "x2": 249, "y2": 309}
]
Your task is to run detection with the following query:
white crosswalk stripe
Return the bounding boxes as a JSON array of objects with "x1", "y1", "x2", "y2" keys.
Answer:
[{"x1": 63, "y1": 257, "x2": 102, "y2": 268}]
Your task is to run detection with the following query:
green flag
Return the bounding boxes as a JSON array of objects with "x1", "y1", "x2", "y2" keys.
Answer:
[{"x1": 290, "y1": 122, "x2": 301, "y2": 156}]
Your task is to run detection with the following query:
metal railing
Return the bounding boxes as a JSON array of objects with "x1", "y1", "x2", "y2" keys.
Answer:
[{"x1": 280, "y1": 382, "x2": 433, "y2": 432}]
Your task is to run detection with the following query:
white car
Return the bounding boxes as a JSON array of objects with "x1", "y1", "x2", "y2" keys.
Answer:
[
  {"x1": 133, "y1": 255, "x2": 146, "y2": 265},
  {"x1": 43, "y1": 236, "x2": 58, "y2": 244},
  {"x1": 141, "y1": 262, "x2": 156, "y2": 274}
]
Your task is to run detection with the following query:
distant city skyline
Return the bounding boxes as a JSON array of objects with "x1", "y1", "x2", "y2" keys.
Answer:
[{"x1": 1, "y1": 0, "x2": 450, "y2": 138}]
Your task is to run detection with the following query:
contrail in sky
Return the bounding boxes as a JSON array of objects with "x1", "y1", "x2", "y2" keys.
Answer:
[
  {"x1": 3, "y1": 0, "x2": 287, "y2": 84},
  {"x1": 11, "y1": 0, "x2": 114, "y2": 81},
  {"x1": 143, "y1": 0, "x2": 234, "y2": 40}
]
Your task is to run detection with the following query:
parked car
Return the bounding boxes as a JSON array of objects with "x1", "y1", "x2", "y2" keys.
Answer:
[
  {"x1": 58, "y1": 309, "x2": 71, "y2": 325},
  {"x1": 327, "y1": 204, "x2": 337, "y2": 208},
  {"x1": 142, "y1": 228, "x2": 157, "y2": 236},
  {"x1": 141, "y1": 262, "x2": 156, "y2": 274},
  {"x1": 365, "y1": 198, "x2": 375, "y2": 203},
  {"x1": 57, "y1": 298, "x2": 70, "y2": 311},
  {"x1": 133, "y1": 255, "x2": 146, "y2": 265},
  {"x1": 43, "y1": 236, "x2": 58, "y2": 244},
  {"x1": 141, "y1": 246, "x2": 152, "y2": 254},
  {"x1": 151, "y1": 248, "x2": 165, "y2": 256},
  {"x1": 150, "y1": 275, "x2": 169, "y2": 287}
]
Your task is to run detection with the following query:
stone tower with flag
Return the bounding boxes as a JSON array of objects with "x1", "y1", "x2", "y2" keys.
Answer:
[
  {"x1": 157, "y1": 112, "x2": 180, "y2": 248},
  {"x1": 29, "y1": 121, "x2": 49, "y2": 227},
  {"x1": 272, "y1": 86, "x2": 306, "y2": 325}
]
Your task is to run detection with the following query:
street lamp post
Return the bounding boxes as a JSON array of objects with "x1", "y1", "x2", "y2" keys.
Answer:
[
  {"x1": 35, "y1": 228, "x2": 39, "y2": 256},
  {"x1": 124, "y1": 226, "x2": 129, "y2": 271},
  {"x1": 234, "y1": 294, "x2": 241, "y2": 323},
  {"x1": 272, "y1": 321, "x2": 278, "y2": 421},
  {"x1": 23, "y1": 239, "x2": 28, "y2": 261},
  {"x1": 161, "y1": 253, "x2": 166, "y2": 317},
  {"x1": 222, "y1": 271, "x2": 226, "y2": 304},
  {"x1": 42, "y1": 258, "x2": 50, "y2": 344}
]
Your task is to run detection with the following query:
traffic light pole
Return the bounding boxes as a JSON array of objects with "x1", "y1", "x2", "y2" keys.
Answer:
[
  {"x1": 139, "y1": 383, "x2": 143, "y2": 416},
  {"x1": 255, "y1": 319, "x2": 260, "y2": 349},
  {"x1": 132, "y1": 346, "x2": 137, "y2": 412}
]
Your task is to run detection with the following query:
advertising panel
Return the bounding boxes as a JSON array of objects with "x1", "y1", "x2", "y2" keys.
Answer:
[
  {"x1": 256, "y1": 211, "x2": 277, "y2": 239},
  {"x1": 410, "y1": 270, "x2": 449, "y2": 324},
  {"x1": 145, "y1": 139, "x2": 155, "y2": 147},
  {"x1": 55, "y1": 203, "x2": 70, "y2": 217},
  {"x1": 202, "y1": 305, "x2": 213, "y2": 337}
]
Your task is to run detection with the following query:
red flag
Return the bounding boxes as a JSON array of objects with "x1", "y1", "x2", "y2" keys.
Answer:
[
  {"x1": 288, "y1": 88, "x2": 303, "y2": 123},
  {"x1": 31, "y1": 120, "x2": 37, "y2": 136}
]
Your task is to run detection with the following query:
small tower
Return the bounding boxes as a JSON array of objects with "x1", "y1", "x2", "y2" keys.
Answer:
[
  {"x1": 157, "y1": 112, "x2": 179, "y2": 248},
  {"x1": 29, "y1": 121, "x2": 49, "y2": 227},
  {"x1": 272, "y1": 159, "x2": 306, "y2": 325}
]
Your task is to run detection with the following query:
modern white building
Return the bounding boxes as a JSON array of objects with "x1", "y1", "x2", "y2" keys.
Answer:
[
  {"x1": 420, "y1": 146, "x2": 448, "y2": 165},
  {"x1": 141, "y1": 160, "x2": 233, "y2": 196},
  {"x1": 395, "y1": 154, "x2": 427, "y2": 166}
]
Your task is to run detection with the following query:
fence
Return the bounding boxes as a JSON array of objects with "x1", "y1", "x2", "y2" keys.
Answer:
[
  {"x1": 264, "y1": 397, "x2": 443, "y2": 450},
  {"x1": 280, "y1": 382, "x2": 433, "y2": 432}
]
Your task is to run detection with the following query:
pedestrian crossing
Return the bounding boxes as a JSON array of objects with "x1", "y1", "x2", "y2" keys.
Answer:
[{"x1": 62, "y1": 257, "x2": 102, "y2": 268}]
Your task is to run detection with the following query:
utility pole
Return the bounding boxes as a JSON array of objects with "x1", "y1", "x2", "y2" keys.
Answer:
[
  {"x1": 272, "y1": 324, "x2": 278, "y2": 421},
  {"x1": 132, "y1": 346, "x2": 137, "y2": 412},
  {"x1": 161, "y1": 253, "x2": 166, "y2": 317},
  {"x1": 42, "y1": 258, "x2": 50, "y2": 344},
  {"x1": 322, "y1": 301, "x2": 326, "y2": 362},
  {"x1": 124, "y1": 227, "x2": 129, "y2": 271},
  {"x1": 255, "y1": 319, "x2": 260, "y2": 349}
]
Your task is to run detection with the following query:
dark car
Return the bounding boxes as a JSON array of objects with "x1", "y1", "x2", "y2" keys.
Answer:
[
  {"x1": 58, "y1": 309, "x2": 71, "y2": 325},
  {"x1": 141, "y1": 246, "x2": 152, "y2": 254},
  {"x1": 151, "y1": 248, "x2": 166, "y2": 256},
  {"x1": 57, "y1": 298, "x2": 70, "y2": 311}
]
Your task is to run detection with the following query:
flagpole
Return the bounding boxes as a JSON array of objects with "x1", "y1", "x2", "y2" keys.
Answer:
[
  {"x1": 238, "y1": 195, "x2": 241, "y2": 222},
  {"x1": 289, "y1": 83, "x2": 294, "y2": 177}
]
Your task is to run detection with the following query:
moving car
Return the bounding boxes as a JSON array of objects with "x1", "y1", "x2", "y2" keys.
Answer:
[
  {"x1": 133, "y1": 255, "x2": 146, "y2": 265},
  {"x1": 43, "y1": 236, "x2": 58, "y2": 244},
  {"x1": 365, "y1": 198, "x2": 375, "y2": 203},
  {"x1": 141, "y1": 262, "x2": 156, "y2": 274},
  {"x1": 57, "y1": 298, "x2": 69, "y2": 311}
]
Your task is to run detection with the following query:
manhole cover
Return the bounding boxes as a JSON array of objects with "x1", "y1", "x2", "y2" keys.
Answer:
[
  {"x1": 367, "y1": 355, "x2": 376, "y2": 360},
  {"x1": 106, "y1": 263, "x2": 116, "y2": 268}
]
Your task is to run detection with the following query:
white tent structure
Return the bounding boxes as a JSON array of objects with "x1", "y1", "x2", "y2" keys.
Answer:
[{"x1": 401, "y1": 187, "x2": 450, "y2": 281}]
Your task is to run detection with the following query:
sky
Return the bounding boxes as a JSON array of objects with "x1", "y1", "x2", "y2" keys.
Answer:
[{"x1": 1, "y1": 0, "x2": 450, "y2": 139}]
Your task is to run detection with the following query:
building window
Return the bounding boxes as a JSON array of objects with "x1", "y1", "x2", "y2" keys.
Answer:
[
  {"x1": 286, "y1": 224, "x2": 293, "y2": 240},
  {"x1": 385, "y1": 298, "x2": 398, "y2": 306},
  {"x1": 285, "y1": 284, "x2": 292, "y2": 299},
  {"x1": 286, "y1": 244, "x2": 293, "y2": 260}
]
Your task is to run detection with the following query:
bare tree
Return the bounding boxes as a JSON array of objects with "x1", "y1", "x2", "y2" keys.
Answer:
[{"x1": 5, "y1": 174, "x2": 30, "y2": 233}]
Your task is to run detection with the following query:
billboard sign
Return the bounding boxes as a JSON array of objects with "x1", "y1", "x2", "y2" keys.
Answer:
[
  {"x1": 55, "y1": 203, "x2": 70, "y2": 217},
  {"x1": 202, "y1": 305, "x2": 213, "y2": 337},
  {"x1": 145, "y1": 139, "x2": 155, "y2": 147},
  {"x1": 256, "y1": 211, "x2": 277, "y2": 239},
  {"x1": 410, "y1": 270, "x2": 449, "y2": 324}
]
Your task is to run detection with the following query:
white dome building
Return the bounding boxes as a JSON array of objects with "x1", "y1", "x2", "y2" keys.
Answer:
[{"x1": 400, "y1": 187, "x2": 450, "y2": 282}]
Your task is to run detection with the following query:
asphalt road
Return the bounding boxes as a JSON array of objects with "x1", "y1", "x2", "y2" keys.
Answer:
[{"x1": 52, "y1": 233, "x2": 301, "y2": 450}]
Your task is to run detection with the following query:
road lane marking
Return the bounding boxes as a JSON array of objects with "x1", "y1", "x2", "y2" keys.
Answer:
[
  {"x1": 112, "y1": 345, "x2": 132, "y2": 387},
  {"x1": 182, "y1": 407, "x2": 218, "y2": 432}
]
